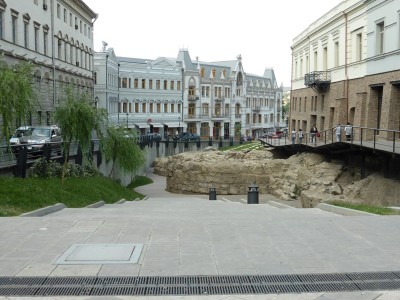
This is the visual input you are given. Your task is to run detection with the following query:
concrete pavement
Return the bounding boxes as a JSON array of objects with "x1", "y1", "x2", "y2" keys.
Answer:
[{"x1": 0, "y1": 170, "x2": 400, "y2": 299}]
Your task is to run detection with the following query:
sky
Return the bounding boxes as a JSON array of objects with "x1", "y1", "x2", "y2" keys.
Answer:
[{"x1": 84, "y1": 0, "x2": 343, "y2": 87}]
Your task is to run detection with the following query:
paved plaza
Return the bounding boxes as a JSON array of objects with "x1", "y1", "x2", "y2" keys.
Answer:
[{"x1": 0, "y1": 170, "x2": 400, "y2": 299}]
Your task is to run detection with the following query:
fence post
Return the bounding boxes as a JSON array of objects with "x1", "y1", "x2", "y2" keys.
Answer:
[{"x1": 16, "y1": 146, "x2": 27, "y2": 178}]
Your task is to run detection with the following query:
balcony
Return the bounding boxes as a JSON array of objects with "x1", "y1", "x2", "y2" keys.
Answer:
[
  {"x1": 188, "y1": 95, "x2": 199, "y2": 101},
  {"x1": 211, "y1": 114, "x2": 228, "y2": 120},
  {"x1": 304, "y1": 71, "x2": 331, "y2": 92}
]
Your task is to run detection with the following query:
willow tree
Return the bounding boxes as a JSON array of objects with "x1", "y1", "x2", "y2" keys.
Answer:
[
  {"x1": 0, "y1": 59, "x2": 38, "y2": 147},
  {"x1": 101, "y1": 125, "x2": 145, "y2": 178},
  {"x1": 54, "y1": 87, "x2": 107, "y2": 184}
]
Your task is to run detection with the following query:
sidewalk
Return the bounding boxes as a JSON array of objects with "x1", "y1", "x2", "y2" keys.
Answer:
[{"x1": 0, "y1": 169, "x2": 399, "y2": 299}]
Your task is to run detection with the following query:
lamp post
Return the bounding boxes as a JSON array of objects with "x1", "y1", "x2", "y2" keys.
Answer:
[
  {"x1": 178, "y1": 116, "x2": 181, "y2": 134},
  {"x1": 126, "y1": 112, "x2": 129, "y2": 129}
]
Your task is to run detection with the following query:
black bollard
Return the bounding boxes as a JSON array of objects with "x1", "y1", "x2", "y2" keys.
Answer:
[
  {"x1": 247, "y1": 184, "x2": 259, "y2": 204},
  {"x1": 209, "y1": 187, "x2": 217, "y2": 200}
]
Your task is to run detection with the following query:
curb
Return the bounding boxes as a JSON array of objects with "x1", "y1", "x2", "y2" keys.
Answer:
[
  {"x1": 86, "y1": 201, "x2": 105, "y2": 208},
  {"x1": 20, "y1": 203, "x2": 66, "y2": 217},
  {"x1": 115, "y1": 199, "x2": 126, "y2": 204},
  {"x1": 316, "y1": 203, "x2": 377, "y2": 216},
  {"x1": 268, "y1": 201, "x2": 296, "y2": 209}
]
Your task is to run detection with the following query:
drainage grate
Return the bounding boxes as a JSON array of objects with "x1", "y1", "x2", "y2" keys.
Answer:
[{"x1": 0, "y1": 271, "x2": 400, "y2": 296}]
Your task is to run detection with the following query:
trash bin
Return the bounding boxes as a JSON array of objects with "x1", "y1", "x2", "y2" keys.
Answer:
[
  {"x1": 247, "y1": 184, "x2": 259, "y2": 204},
  {"x1": 209, "y1": 187, "x2": 217, "y2": 200}
]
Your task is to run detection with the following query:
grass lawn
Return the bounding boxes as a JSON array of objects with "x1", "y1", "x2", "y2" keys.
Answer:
[
  {"x1": 0, "y1": 175, "x2": 148, "y2": 217},
  {"x1": 329, "y1": 200, "x2": 400, "y2": 215}
]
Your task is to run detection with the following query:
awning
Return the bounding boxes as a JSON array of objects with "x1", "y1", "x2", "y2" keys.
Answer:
[
  {"x1": 150, "y1": 123, "x2": 163, "y2": 128},
  {"x1": 163, "y1": 122, "x2": 187, "y2": 128},
  {"x1": 135, "y1": 123, "x2": 150, "y2": 129}
]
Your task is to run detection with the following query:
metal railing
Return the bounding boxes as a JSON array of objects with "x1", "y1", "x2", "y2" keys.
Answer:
[{"x1": 260, "y1": 126, "x2": 400, "y2": 155}]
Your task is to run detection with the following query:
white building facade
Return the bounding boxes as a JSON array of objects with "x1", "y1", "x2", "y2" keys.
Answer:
[
  {"x1": 0, "y1": 0, "x2": 96, "y2": 126},
  {"x1": 290, "y1": 0, "x2": 400, "y2": 136},
  {"x1": 94, "y1": 48, "x2": 284, "y2": 139}
]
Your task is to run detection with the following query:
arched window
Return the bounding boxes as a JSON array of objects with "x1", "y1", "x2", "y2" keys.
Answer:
[{"x1": 200, "y1": 67, "x2": 205, "y2": 78}]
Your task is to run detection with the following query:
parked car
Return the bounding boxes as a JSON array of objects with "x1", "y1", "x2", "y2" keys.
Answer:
[
  {"x1": 173, "y1": 132, "x2": 200, "y2": 141},
  {"x1": 19, "y1": 125, "x2": 62, "y2": 154},
  {"x1": 147, "y1": 133, "x2": 162, "y2": 141},
  {"x1": 9, "y1": 126, "x2": 35, "y2": 151}
]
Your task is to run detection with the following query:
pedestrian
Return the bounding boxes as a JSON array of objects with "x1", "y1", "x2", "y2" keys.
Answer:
[
  {"x1": 298, "y1": 129, "x2": 303, "y2": 144},
  {"x1": 310, "y1": 124, "x2": 318, "y2": 144},
  {"x1": 291, "y1": 129, "x2": 296, "y2": 144},
  {"x1": 334, "y1": 123, "x2": 342, "y2": 142},
  {"x1": 344, "y1": 122, "x2": 352, "y2": 141}
]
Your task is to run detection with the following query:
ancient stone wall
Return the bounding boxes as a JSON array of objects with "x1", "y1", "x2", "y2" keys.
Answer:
[{"x1": 154, "y1": 148, "x2": 400, "y2": 207}]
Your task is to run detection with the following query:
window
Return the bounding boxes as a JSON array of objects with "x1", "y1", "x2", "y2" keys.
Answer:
[
  {"x1": 149, "y1": 79, "x2": 153, "y2": 89},
  {"x1": 11, "y1": 10, "x2": 19, "y2": 44},
  {"x1": 69, "y1": 13, "x2": 72, "y2": 26},
  {"x1": 63, "y1": 8, "x2": 67, "y2": 23},
  {"x1": 43, "y1": 30, "x2": 48, "y2": 55},
  {"x1": 141, "y1": 79, "x2": 145, "y2": 89},
  {"x1": 356, "y1": 33, "x2": 362, "y2": 61},
  {"x1": 376, "y1": 21, "x2": 384, "y2": 55},
  {"x1": 122, "y1": 78, "x2": 127, "y2": 88},
  {"x1": 201, "y1": 86, "x2": 205, "y2": 97},
  {"x1": 200, "y1": 68, "x2": 205, "y2": 78},
  {"x1": 84, "y1": 24, "x2": 87, "y2": 36},
  {"x1": 323, "y1": 47, "x2": 327, "y2": 71},
  {"x1": 313, "y1": 51, "x2": 318, "y2": 71},
  {"x1": 134, "y1": 79, "x2": 138, "y2": 89},
  {"x1": 142, "y1": 103, "x2": 146, "y2": 113},
  {"x1": 75, "y1": 16, "x2": 78, "y2": 28},
  {"x1": 321, "y1": 95, "x2": 325, "y2": 111},
  {"x1": 57, "y1": 4, "x2": 60, "y2": 18},
  {"x1": 177, "y1": 81, "x2": 181, "y2": 90},
  {"x1": 0, "y1": 10, "x2": 4, "y2": 39},
  {"x1": 163, "y1": 80, "x2": 167, "y2": 90},
  {"x1": 164, "y1": 103, "x2": 168, "y2": 113},
  {"x1": 170, "y1": 80, "x2": 174, "y2": 90},
  {"x1": 157, "y1": 103, "x2": 161, "y2": 113},
  {"x1": 171, "y1": 104, "x2": 174, "y2": 113},
  {"x1": 34, "y1": 25, "x2": 39, "y2": 52},
  {"x1": 334, "y1": 41, "x2": 339, "y2": 67},
  {"x1": 156, "y1": 80, "x2": 160, "y2": 90},
  {"x1": 206, "y1": 86, "x2": 209, "y2": 97},
  {"x1": 135, "y1": 103, "x2": 139, "y2": 113},
  {"x1": 212, "y1": 69, "x2": 216, "y2": 78},
  {"x1": 58, "y1": 39, "x2": 62, "y2": 59},
  {"x1": 88, "y1": 27, "x2": 91, "y2": 39},
  {"x1": 24, "y1": 22, "x2": 29, "y2": 48}
]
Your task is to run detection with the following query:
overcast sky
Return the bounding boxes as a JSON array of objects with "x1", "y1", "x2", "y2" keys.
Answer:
[{"x1": 84, "y1": 0, "x2": 343, "y2": 87}]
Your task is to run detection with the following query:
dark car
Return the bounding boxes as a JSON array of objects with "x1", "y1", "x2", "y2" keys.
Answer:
[
  {"x1": 173, "y1": 132, "x2": 200, "y2": 141},
  {"x1": 19, "y1": 125, "x2": 62, "y2": 154}
]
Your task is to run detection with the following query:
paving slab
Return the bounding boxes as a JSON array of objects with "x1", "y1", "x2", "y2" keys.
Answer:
[{"x1": 1, "y1": 170, "x2": 400, "y2": 299}]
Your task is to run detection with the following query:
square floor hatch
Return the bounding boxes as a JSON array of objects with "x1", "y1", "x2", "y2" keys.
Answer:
[{"x1": 54, "y1": 244, "x2": 143, "y2": 265}]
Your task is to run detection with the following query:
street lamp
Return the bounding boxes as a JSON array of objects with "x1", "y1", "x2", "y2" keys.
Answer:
[
  {"x1": 178, "y1": 116, "x2": 181, "y2": 134},
  {"x1": 126, "y1": 112, "x2": 129, "y2": 128}
]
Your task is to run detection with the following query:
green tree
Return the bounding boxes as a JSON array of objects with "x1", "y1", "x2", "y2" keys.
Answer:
[
  {"x1": 101, "y1": 125, "x2": 145, "y2": 178},
  {"x1": 54, "y1": 87, "x2": 107, "y2": 184},
  {"x1": 0, "y1": 59, "x2": 39, "y2": 147}
]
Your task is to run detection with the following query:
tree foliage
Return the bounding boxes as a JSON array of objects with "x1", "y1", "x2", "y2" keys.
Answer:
[
  {"x1": 101, "y1": 126, "x2": 145, "y2": 178},
  {"x1": 0, "y1": 59, "x2": 39, "y2": 147},
  {"x1": 54, "y1": 87, "x2": 107, "y2": 183}
]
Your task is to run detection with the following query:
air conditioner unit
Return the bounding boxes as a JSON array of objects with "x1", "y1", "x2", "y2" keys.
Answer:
[
  {"x1": 75, "y1": 25, "x2": 78, "y2": 30},
  {"x1": 43, "y1": 4, "x2": 47, "y2": 10},
  {"x1": 76, "y1": 62, "x2": 79, "y2": 67}
]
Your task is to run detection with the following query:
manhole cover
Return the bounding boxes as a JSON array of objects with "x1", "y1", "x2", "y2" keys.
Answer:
[{"x1": 54, "y1": 244, "x2": 143, "y2": 265}]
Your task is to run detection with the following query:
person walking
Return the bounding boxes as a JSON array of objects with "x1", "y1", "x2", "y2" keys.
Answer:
[
  {"x1": 291, "y1": 129, "x2": 296, "y2": 144},
  {"x1": 310, "y1": 124, "x2": 318, "y2": 144},
  {"x1": 344, "y1": 122, "x2": 352, "y2": 141},
  {"x1": 335, "y1": 124, "x2": 342, "y2": 142},
  {"x1": 298, "y1": 129, "x2": 303, "y2": 144}
]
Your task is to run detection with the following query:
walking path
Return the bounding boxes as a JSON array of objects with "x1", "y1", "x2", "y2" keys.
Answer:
[{"x1": 0, "y1": 169, "x2": 399, "y2": 299}]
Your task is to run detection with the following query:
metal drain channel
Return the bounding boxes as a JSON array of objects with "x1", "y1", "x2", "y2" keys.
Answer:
[{"x1": 1, "y1": 272, "x2": 400, "y2": 296}]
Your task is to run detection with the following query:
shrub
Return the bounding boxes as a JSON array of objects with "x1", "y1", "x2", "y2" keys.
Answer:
[{"x1": 31, "y1": 158, "x2": 99, "y2": 179}]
